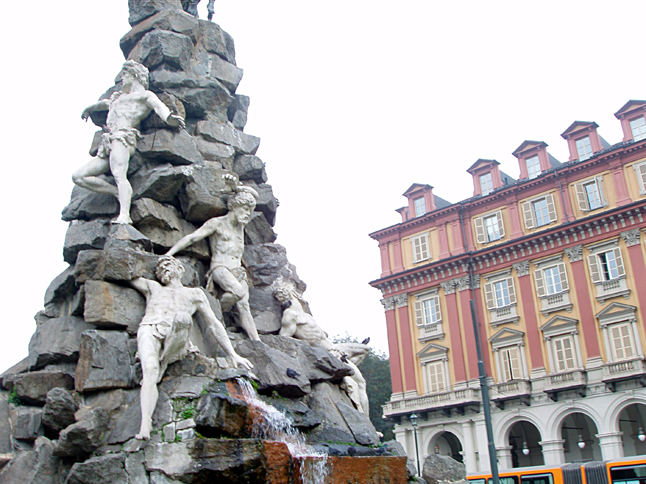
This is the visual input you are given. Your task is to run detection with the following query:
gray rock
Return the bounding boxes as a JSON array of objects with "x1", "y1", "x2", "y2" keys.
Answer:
[
  {"x1": 83, "y1": 388, "x2": 143, "y2": 445},
  {"x1": 244, "y1": 212, "x2": 277, "y2": 246},
  {"x1": 0, "y1": 394, "x2": 11, "y2": 455},
  {"x1": 0, "y1": 436, "x2": 60, "y2": 484},
  {"x1": 178, "y1": 162, "x2": 229, "y2": 223},
  {"x1": 336, "y1": 400, "x2": 380, "y2": 446},
  {"x1": 422, "y1": 454, "x2": 466, "y2": 484},
  {"x1": 61, "y1": 186, "x2": 119, "y2": 222},
  {"x1": 104, "y1": 223, "x2": 153, "y2": 253},
  {"x1": 196, "y1": 138, "x2": 235, "y2": 166},
  {"x1": 66, "y1": 453, "x2": 128, "y2": 484},
  {"x1": 137, "y1": 221, "x2": 210, "y2": 260},
  {"x1": 75, "y1": 330, "x2": 135, "y2": 392},
  {"x1": 194, "y1": 391, "x2": 251, "y2": 438},
  {"x1": 173, "y1": 83, "x2": 234, "y2": 119},
  {"x1": 129, "y1": 30, "x2": 194, "y2": 72},
  {"x1": 27, "y1": 317, "x2": 92, "y2": 370},
  {"x1": 138, "y1": 128, "x2": 202, "y2": 166},
  {"x1": 198, "y1": 20, "x2": 236, "y2": 63},
  {"x1": 74, "y1": 247, "x2": 158, "y2": 283},
  {"x1": 209, "y1": 53, "x2": 244, "y2": 92},
  {"x1": 83, "y1": 280, "x2": 145, "y2": 334},
  {"x1": 54, "y1": 407, "x2": 109, "y2": 458},
  {"x1": 42, "y1": 387, "x2": 79, "y2": 434},
  {"x1": 141, "y1": 92, "x2": 186, "y2": 131},
  {"x1": 383, "y1": 439, "x2": 417, "y2": 478},
  {"x1": 233, "y1": 155, "x2": 267, "y2": 183},
  {"x1": 125, "y1": 452, "x2": 149, "y2": 484},
  {"x1": 144, "y1": 442, "x2": 192, "y2": 476},
  {"x1": 247, "y1": 285, "x2": 282, "y2": 334},
  {"x1": 63, "y1": 219, "x2": 110, "y2": 264},
  {"x1": 132, "y1": 198, "x2": 183, "y2": 230},
  {"x1": 234, "y1": 340, "x2": 310, "y2": 397},
  {"x1": 131, "y1": 164, "x2": 193, "y2": 204},
  {"x1": 0, "y1": 358, "x2": 28, "y2": 391},
  {"x1": 228, "y1": 94, "x2": 249, "y2": 130},
  {"x1": 128, "y1": 0, "x2": 183, "y2": 26},
  {"x1": 249, "y1": 182, "x2": 278, "y2": 226},
  {"x1": 243, "y1": 243, "x2": 292, "y2": 287},
  {"x1": 4, "y1": 366, "x2": 75, "y2": 405},
  {"x1": 258, "y1": 395, "x2": 321, "y2": 430},
  {"x1": 10, "y1": 406, "x2": 43, "y2": 441},
  {"x1": 121, "y1": 9, "x2": 199, "y2": 57},
  {"x1": 196, "y1": 118, "x2": 260, "y2": 155},
  {"x1": 150, "y1": 471, "x2": 183, "y2": 484},
  {"x1": 43, "y1": 266, "x2": 77, "y2": 308}
]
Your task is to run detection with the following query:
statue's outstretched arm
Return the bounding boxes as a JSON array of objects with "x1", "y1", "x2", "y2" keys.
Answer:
[
  {"x1": 81, "y1": 99, "x2": 110, "y2": 120},
  {"x1": 129, "y1": 277, "x2": 153, "y2": 298},
  {"x1": 167, "y1": 219, "x2": 217, "y2": 257},
  {"x1": 144, "y1": 92, "x2": 185, "y2": 129},
  {"x1": 195, "y1": 293, "x2": 253, "y2": 370}
]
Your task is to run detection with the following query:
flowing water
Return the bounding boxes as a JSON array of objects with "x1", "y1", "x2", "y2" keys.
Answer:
[{"x1": 236, "y1": 378, "x2": 330, "y2": 484}]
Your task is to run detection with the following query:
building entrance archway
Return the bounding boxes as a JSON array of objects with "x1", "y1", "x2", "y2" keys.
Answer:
[
  {"x1": 560, "y1": 412, "x2": 601, "y2": 462},
  {"x1": 618, "y1": 403, "x2": 646, "y2": 456},
  {"x1": 508, "y1": 420, "x2": 544, "y2": 468},
  {"x1": 431, "y1": 431, "x2": 463, "y2": 463}
]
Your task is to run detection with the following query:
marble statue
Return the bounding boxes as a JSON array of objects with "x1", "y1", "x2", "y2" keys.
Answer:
[
  {"x1": 273, "y1": 282, "x2": 371, "y2": 415},
  {"x1": 167, "y1": 174, "x2": 261, "y2": 341},
  {"x1": 130, "y1": 256, "x2": 253, "y2": 440},
  {"x1": 181, "y1": 0, "x2": 215, "y2": 20},
  {"x1": 73, "y1": 60, "x2": 185, "y2": 225}
]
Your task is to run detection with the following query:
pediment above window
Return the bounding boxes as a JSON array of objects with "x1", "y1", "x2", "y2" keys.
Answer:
[
  {"x1": 540, "y1": 315, "x2": 578, "y2": 338},
  {"x1": 489, "y1": 327, "x2": 525, "y2": 349},
  {"x1": 596, "y1": 302, "x2": 637, "y2": 326}
]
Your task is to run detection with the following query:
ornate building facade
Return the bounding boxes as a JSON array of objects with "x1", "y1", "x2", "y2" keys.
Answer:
[{"x1": 370, "y1": 100, "x2": 646, "y2": 474}]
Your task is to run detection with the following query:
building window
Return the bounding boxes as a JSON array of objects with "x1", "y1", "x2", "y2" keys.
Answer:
[
  {"x1": 630, "y1": 116, "x2": 646, "y2": 141},
  {"x1": 411, "y1": 233, "x2": 430, "y2": 263},
  {"x1": 521, "y1": 194, "x2": 557, "y2": 229},
  {"x1": 633, "y1": 162, "x2": 646, "y2": 195},
  {"x1": 588, "y1": 248, "x2": 625, "y2": 282},
  {"x1": 474, "y1": 211, "x2": 505, "y2": 244},
  {"x1": 423, "y1": 360, "x2": 448, "y2": 394},
  {"x1": 414, "y1": 293, "x2": 442, "y2": 326},
  {"x1": 500, "y1": 346, "x2": 523, "y2": 381},
  {"x1": 575, "y1": 177, "x2": 606, "y2": 212},
  {"x1": 526, "y1": 155, "x2": 541, "y2": 179},
  {"x1": 485, "y1": 277, "x2": 516, "y2": 309},
  {"x1": 541, "y1": 316, "x2": 583, "y2": 375},
  {"x1": 552, "y1": 334, "x2": 577, "y2": 372},
  {"x1": 609, "y1": 322, "x2": 637, "y2": 361},
  {"x1": 414, "y1": 197, "x2": 426, "y2": 217},
  {"x1": 480, "y1": 172, "x2": 494, "y2": 195},
  {"x1": 575, "y1": 136, "x2": 593, "y2": 160},
  {"x1": 543, "y1": 265, "x2": 567, "y2": 294},
  {"x1": 533, "y1": 258, "x2": 572, "y2": 314}
]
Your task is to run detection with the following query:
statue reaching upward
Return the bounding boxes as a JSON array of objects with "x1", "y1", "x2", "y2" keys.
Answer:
[
  {"x1": 167, "y1": 174, "x2": 261, "y2": 342},
  {"x1": 181, "y1": 0, "x2": 215, "y2": 20},
  {"x1": 73, "y1": 60, "x2": 185, "y2": 224},
  {"x1": 130, "y1": 256, "x2": 253, "y2": 440}
]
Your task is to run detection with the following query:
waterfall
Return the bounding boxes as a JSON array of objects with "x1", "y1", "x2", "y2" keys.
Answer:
[{"x1": 236, "y1": 378, "x2": 330, "y2": 484}]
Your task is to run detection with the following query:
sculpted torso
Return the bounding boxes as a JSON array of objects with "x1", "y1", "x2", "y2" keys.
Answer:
[
  {"x1": 106, "y1": 91, "x2": 155, "y2": 130},
  {"x1": 207, "y1": 219, "x2": 244, "y2": 270},
  {"x1": 140, "y1": 283, "x2": 202, "y2": 324}
]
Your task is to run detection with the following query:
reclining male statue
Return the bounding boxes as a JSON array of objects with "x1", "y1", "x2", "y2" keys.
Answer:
[
  {"x1": 130, "y1": 256, "x2": 253, "y2": 440},
  {"x1": 73, "y1": 60, "x2": 185, "y2": 224}
]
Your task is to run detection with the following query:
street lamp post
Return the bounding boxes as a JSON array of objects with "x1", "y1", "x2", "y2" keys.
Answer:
[{"x1": 410, "y1": 413, "x2": 420, "y2": 477}]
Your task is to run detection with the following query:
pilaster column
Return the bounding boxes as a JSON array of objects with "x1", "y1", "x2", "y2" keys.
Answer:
[
  {"x1": 379, "y1": 242, "x2": 392, "y2": 277},
  {"x1": 442, "y1": 278, "x2": 467, "y2": 383},
  {"x1": 451, "y1": 220, "x2": 465, "y2": 255},
  {"x1": 474, "y1": 417, "x2": 490, "y2": 474},
  {"x1": 438, "y1": 224, "x2": 451, "y2": 259},
  {"x1": 540, "y1": 439, "x2": 565, "y2": 466},
  {"x1": 392, "y1": 239, "x2": 404, "y2": 272},
  {"x1": 496, "y1": 445, "x2": 513, "y2": 470},
  {"x1": 621, "y1": 229, "x2": 646, "y2": 335},
  {"x1": 461, "y1": 420, "x2": 478, "y2": 475},
  {"x1": 455, "y1": 275, "x2": 478, "y2": 380},
  {"x1": 597, "y1": 432, "x2": 624, "y2": 460},
  {"x1": 395, "y1": 294, "x2": 418, "y2": 394},
  {"x1": 507, "y1": 201, "x2": 524, "y2": 239},
  {"x1": 565, "y1": 245, "x2": 601, "y2": 360},
  {"x1": 382, "y1": 296, "x2": 404, "y2": 396},
  {"x1": 513, "y1": 261, "x2": 544, "y2": 370},
  {"x1": 612, "y1": 163, "x2": 632, "y2": 206}
]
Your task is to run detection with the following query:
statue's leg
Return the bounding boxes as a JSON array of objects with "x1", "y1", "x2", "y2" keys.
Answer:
[
  {"x1": 234, "y1": 281, "x2": 260, "y2": 341},
  {"x1": 109, "y1": 141, "x2": 134, "y2": 224},
  {"x1": 136, "y1": 326, "x2": 161, "y2": 440},
  {"x1": 72, "y1": 156, "x2": 116, "y2": 196}
]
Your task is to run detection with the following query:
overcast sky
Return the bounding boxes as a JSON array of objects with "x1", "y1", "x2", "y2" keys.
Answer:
[{"x1": 1, "y1": 1, "x2": 645, "y2": 373}]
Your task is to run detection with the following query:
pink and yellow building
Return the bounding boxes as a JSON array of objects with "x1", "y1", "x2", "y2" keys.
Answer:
[{"x1": 370, "y1": 100, "x2": 646, "y2": 473}]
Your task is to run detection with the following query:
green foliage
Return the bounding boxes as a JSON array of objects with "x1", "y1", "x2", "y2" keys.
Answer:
[
  {"x1": 250, "y1": 379, "x2": 259, "y2": 391},
  {"x1": 333, "y1": 334, "x2": 394, "y2": 441},
  {"x1": 181, "y1": 406, "x2": 194, "y2": 420},
  {"x1": 7, "y1": 390, "x2": 20, "y2": 405}
]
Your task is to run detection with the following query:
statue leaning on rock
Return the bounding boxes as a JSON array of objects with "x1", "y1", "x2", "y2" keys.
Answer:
[
  {"x1": 73, "y1": 60, "x2": 185, "y2": 225},
  {"x1": 130, "y1": 255, "x2": 253, "y2": 440}
]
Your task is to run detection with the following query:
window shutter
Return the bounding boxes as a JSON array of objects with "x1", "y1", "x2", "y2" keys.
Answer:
[
  {"x1": 558, "y1": 263, "x2": 569, "y2": 291},
  {"x1": 575, "y1": 182, "x2": 589, "y2": 211},
  {"x1": 507, "y1": 278, "x2": 517, "y2": 304},
  {"x1": 474, "y1": 217, "x2": 487, "y2": 244},
  {"x1": 496, "y1": 211, "x2": 505, "y2": 238},
  {"x1": 510, "y1": 347, "x2": 522, "y2": 379},
  {"x1": 522, "y1": 201, "x2": 535, "y2": 229},
  {"x1": 634, "y1": 163, "x2": 646, "y2": 194},
  {"x1": 414, "y1": 300, "x2": 424, "y2": 325},
  {"x1": 534, "y1": 268, "x2": 546, "y2": 297},
  {"x1": 432, "y1": 296, "x2": 442, "y2": 323},
  {"x1": 411, "y1": 238, "x2": 420, "y2": 262},
  {"x1": 484, "y1": 282, "x2": 495, "y2": 309},
  {"x1": 587, "y1": 254, "x2": 601, "y2": 283},
  {"x1": 613, "y1": 247, "x2": 625, "y2": 277},
  {"x1": 546, "y1": 194, "x2": 557, "y2": 223},
  {"x1": 596, "y1": 177, "x2": 607, "y2": 207}
]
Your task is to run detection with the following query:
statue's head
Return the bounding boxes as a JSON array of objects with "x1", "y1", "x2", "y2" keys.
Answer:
[
  {"x1": 118, "y1": 60, "x2": 149, "y2": 89},
  {"x1": 273, "y1": 285, "x2": 294, "y2": 304},
  {"x1": 228, "y1": 189, "x2": 256, "y2": 225},
  {"x1": 155, "y1": 256, "x2": 184, "y2": 284}
]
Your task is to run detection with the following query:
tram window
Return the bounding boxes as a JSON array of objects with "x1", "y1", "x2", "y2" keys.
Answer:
[
  {"x1": 521, "y1": 474, "x2": 553, "y2": 484},
  {"x1": 611, "y1": 464, "x2": 646, "y2": 483},
  {"x1": 469, "y1": 480, "x2": 486, "y2": 484},
  {"x1": 488, "y1": 478, "x2": 519, "y2": 484}
]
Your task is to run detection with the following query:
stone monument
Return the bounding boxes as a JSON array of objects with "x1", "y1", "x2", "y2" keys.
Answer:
[{"x1": 0, "y1": 2, "x2": 408, "y2": 482}]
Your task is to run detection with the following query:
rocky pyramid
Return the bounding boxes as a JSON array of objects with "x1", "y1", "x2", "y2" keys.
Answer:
[{"x1": 0, "y1": 1, "x2": 407, "y2": 482}]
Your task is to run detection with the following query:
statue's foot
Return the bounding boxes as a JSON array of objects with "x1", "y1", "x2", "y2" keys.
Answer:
[
  {"x1": 112, "y1": 215, "x2": 133, "y2": 225},
  {"x1": 135, "y1": 431, "x2": 150, "y2": 440}
]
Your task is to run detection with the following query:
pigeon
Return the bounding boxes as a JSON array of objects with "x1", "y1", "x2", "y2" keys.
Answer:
[
  {"x1": 361, "y1": 337, "x2": 370, "y2": 345},
  {"x1": 286, "y1": 368, "x2": 300, "y2": 379}
]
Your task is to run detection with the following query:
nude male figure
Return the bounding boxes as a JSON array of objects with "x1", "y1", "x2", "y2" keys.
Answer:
[
  {"x1": 130, "y1": 256, "x2": 253, "y2": 440},
  {"x1": 167, "y1": 175, "x2": 261, "y2": 341},
  {"x1": 73, "y1": 60, "x2": 185, "y2": 224}
]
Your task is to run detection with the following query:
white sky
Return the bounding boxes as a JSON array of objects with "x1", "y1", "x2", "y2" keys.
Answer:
[{"x1": 1, "y1": 1, "x2": 645, "y2": 373}]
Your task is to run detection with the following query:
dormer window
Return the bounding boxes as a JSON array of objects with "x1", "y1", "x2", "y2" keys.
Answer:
[
  {"x1": 575, "y1": 136, "x2": 593, "y2": 161},
  {"x1": 414, "y1": 197, "x2": 426, "y2": 217},
  {"x1": 480, "y1": 173, "x2": 494, "y2": 195},
  {"x1": 526, "y1": 156, "x2": 541, "y2": 179},
  {"x1": 630, "y1": 116, "x2": 646, "y2": 141}
]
